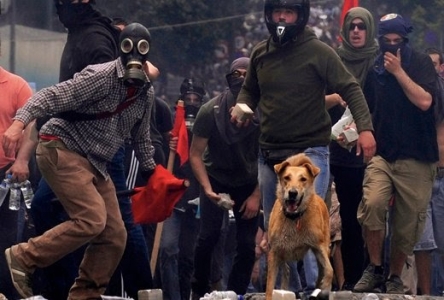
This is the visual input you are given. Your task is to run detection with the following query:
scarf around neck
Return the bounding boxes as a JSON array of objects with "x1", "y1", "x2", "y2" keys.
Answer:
[
  {"x1": 336, "y1": 7, "x2": 379, "y2": 87},
  {"x1": 214, "y1": 89, "x2": 259, "y2": 145}
]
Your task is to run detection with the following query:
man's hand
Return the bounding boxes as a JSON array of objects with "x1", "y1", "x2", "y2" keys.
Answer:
[
  {"x1": 356, "y1": 130, "x2": 376, "y2": 163},
  {"x1": 169, "y1": 135, "x2": 178, "y2": 152},
  {"x1": 384, "y1": 49, "x2": 402, "y2": 75},
  {"x1": 259, "y1": 232, "x2": 269, "y2": 253},
  {"x1": 240, "y1": 185, "x2": 260, "y2": 219},
  {"x1": 239, "y1": 194, "x2": 260, "y2": 220},
  {"x1": 325, "y1": 93, "x2": 346, "y2": 110},
  {"x1": 229, "y1": 106, "x2": 251, "y2": 128},
  {"x1": 205, "y1": 190, "x2": 221, "y2": 205},
  {"x1": 2, "y1": 120, "x2": 25, "y2": 157},
  {"x1": 6, "y1": 161, "x2": 30, "y2": 183}
]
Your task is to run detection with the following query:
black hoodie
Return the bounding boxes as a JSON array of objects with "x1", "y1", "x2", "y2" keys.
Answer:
[
  {"x1": 58, "y1": 4, "x2": 120, "y2": 81},
  {"x1": 36, "y1": 4, "x2": 120, "y2": 130}
]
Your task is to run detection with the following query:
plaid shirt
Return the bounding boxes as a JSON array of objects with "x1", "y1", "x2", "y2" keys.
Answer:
[{"x1": 15, "y1": 58, "x2": 156, "y2": 178}]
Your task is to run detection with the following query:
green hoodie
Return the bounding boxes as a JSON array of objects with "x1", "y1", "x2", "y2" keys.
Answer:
[{"x1": 237, "y1": 27, "x2": 373, "y2": 150}]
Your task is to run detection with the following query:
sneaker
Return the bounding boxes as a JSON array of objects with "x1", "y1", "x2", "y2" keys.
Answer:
[
  {"x1": 353, "y1": 264, "x2": 385, "y2": 293},
  {"x1": 385, "y1": 275, "x2": 404, "y2": 294},
  {"x1": 4, "y1": 247, "x2": 33, "y2": 298}
]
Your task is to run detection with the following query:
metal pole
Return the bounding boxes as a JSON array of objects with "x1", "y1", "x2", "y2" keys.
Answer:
[
  {"x1": 47, "y1": 0, "x2": 53, "y2": 31},
  {"x1": 9, "y1": 0, "x2": 16, "y2": 73}
]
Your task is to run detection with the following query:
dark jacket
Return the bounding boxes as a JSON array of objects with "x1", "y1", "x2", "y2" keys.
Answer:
[
  {"x1": 237, "y1": 26, "x2": 373, "y2": 150},
  {"x1": 59, "y1": 11, "x2": 120, "y2": 81},
  {"x1": 369, "y1": 49, "x2": 438, "y2": 163},
  {"x1": 37, "y1": 10, "x2": 120, "y2": 130}
]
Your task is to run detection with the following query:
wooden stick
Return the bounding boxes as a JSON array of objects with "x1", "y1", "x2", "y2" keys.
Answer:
[{"x1": 149, "y1": 100, "x2": 184, "y2": 277}]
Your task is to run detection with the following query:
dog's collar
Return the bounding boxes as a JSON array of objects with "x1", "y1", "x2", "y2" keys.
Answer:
[{"x1": 283, "y1": 209, "x2": 305, "y2": 220}]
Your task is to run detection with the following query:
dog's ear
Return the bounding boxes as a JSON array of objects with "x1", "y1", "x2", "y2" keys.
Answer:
[
  {"x1": 302, "y1": 162, "x2": 320, "y2": 178},
  {"x1": 274, "y1": 161, "x2": 290, "y2": 175}
]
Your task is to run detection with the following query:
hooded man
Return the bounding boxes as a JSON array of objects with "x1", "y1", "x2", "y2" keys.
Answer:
[
  {"x1": 189, "y1": 57, "x2": 261, "y2": 299},
  {"x1": 3, "y1": 23, "x2": 156, "y2": 300},
  {"x1": 354, "y1": 13, "x2": 438, "y2": 294},
  {"x1": 325, "y1": 7, "x2": 380, "y2": 290},
  {"x1": 55, "y1": 0, "x2": 120, "y2": 81}
]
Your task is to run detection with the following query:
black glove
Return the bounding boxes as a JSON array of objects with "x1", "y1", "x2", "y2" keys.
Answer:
[{"x1": 140, "y1": 168, "x2": 155, "y2": 183}]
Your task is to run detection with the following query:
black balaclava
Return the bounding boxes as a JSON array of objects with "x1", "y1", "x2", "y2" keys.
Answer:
[
  {"x1": 375, "y1": 13, "x2": 413, "y2": 76},
  {"x1": 214, "y1": 56, "x2": 258, "y2": 145},
  {"x1": 378, "y1": 13, "x2": 413, "y2": 55},
  {"x1": 55, "y1": 0, "x2": 96, "y2": 29},
  {"x1": 225, "y1": 57, "x2": 250, "y2": 99},
  {"x1": 119, "y1": 23, "x2": 151, "y2": 87}
]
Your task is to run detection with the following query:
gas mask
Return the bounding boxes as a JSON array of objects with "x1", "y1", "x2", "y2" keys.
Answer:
[
  {"x1": 184, "y1": 96, "x2": 202, "y2": 130},
  {"x1": 185, "y1": 106, "x2": 200, "y2": 121},
  {"x1": 119, "y1": 23, "x2": 151, "y2": 87}
]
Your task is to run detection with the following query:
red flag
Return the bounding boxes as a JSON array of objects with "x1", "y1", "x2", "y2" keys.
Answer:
[
  {"x1": 131, "y1": 164, "x2": 188, "y2": 224},
  {"x1": 171, "y1": 101, "x2": 189, "y2": 166},
  {"x1": 340, "y1": 0, "x2": 359, "y2": 27}
]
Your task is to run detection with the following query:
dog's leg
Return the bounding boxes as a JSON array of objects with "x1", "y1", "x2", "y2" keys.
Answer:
[
  {"x1": 266, "y1": 250, "x2": 279, "y2": 300},
  {"x1": 281, "y1": 262, "x2": 291, "y2": 290},
  {"x1": 312, "y1": 246, "x2": 334, "y2": 290}
]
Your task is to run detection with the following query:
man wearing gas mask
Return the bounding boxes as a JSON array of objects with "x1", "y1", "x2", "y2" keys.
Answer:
[
  {"x1": 181, "y1": 78, "x2": 206, "y2": 129},
  {"x1": 5, "y1": 2, "x2": 154, "y2": 299},
  {"x1": 159, "y1": 78, "x2": 205, "y2": 300},
  {"x1": 189, "y1": 57, "x2": 261, "y2": 299},
  {"x1": 2, "y1": 23, "x2": 156, "y2": 300}
]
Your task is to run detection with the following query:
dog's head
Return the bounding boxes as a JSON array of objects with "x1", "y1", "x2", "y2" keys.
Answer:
[{"x1": 274, "y1": 154, "x2": 320, "y2": 216}]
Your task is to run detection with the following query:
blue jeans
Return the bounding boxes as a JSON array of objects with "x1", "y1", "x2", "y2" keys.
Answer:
[
  {"x1": 258, "y1": 146, "x2": 329, "y2": 294},
  {"x1": 430, "y1": 175, "x2": 444, "y2": 295},
  {"x1": 30, "y1": 146, "x2": 152, "y2": 299},
  {"x1": 106, "y1": 146, "x2": 153, "y2": 299},
  {"x1": 159, "y1": 207, "x2": 199, "y2": 300}
]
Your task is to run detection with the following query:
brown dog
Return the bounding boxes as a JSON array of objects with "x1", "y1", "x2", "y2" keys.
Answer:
[{"x1": 266, "y1": 153, "x2": 333, "y2": 299}]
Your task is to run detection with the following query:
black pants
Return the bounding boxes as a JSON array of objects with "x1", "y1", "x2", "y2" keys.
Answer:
[
  {"x1": 330, "y1": 164, "x2": 366, "y2": 286},
  {"x1": 191, "y1": 177, "x2": 259, "y2": 296},
  {"x1": 0, "y1": 164, "x2": 21, "y2": 300}
]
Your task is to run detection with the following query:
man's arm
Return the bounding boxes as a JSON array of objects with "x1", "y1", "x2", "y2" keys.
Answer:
[
  {"x1": 3, "y1": 120, "x2": 25, "y2": 158},
  {"x1": 239, "y1": 184, "x2": 261, "y2": 220},
  {"x1": 325, "y1": 93, "x2": 346, "y2": 110},
  {"x1": 327, "y1": 54, "x2": 376, "y2": 161},
  {"x1": 130, "y1": 85, "x2": 157, "y2": 174},
  {"x1": 189, "y1": 134, "x2": 220, "y2": 203},
  {"x1": 385, "y1": 49, "x2": 432, "y2": 111},
  {"x1": 6, "y1": 120, "x2": 38, "y2": 182},
  {"x1": 144, "y1": 61, "x2": 160, "y2": 80}
]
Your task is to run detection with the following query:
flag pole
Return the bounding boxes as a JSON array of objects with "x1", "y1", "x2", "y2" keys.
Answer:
[{"x1": 150, "y1": 100, "x2": 185, "y2": 276}]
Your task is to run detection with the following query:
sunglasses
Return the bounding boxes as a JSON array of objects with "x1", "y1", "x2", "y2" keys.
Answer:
[
  {"x1": 349, "y1": 23, "x2": 367, "y2": 31},
  {"x1": 230, "y1": 70, "x2": 247, "y2": 78}
]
